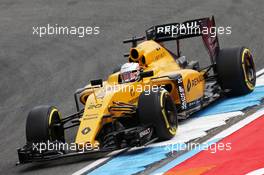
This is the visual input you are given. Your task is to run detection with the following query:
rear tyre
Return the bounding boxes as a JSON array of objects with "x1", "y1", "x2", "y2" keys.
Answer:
[
  {"x1": 216, "y1": 47, "x2": 256, "y2": 96},
  {"x1": 138, "y1": 89, "x2": 178, "y2": 140},
  {"x1": 26, "y1": 105, "x2": 65, "y2": 143}
]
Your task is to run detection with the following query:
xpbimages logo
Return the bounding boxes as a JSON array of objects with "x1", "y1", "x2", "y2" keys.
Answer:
[
  {"x1": 32, "y1": 140, "x2": 100, "y2": 153},
  {"x1": 32, "y1": 24, "x2": 100, "y2": 38},
  {"x1": 156, "y1": 21, "x2": 231, "y2": 38},
  {"x1": 165, "y1": 142, "x2": 232, "y2": 154}
]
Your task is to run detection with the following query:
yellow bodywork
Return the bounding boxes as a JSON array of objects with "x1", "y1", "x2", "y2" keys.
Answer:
[{"x1": 75, "y1": 40, "x2": 205, "y2": 147}]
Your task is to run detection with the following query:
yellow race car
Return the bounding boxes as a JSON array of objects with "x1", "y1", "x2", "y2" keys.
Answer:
[{"x1": 17, "y1": 16, "x2": 256, "y2": 164}]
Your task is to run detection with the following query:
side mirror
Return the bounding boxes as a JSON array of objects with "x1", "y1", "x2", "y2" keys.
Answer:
[
  {"x1": 90, "y1": 79, "x2": 103, "y2": 87},
  {"x1": 140, "y1": 70, "x2": 154, "y2": 79}
]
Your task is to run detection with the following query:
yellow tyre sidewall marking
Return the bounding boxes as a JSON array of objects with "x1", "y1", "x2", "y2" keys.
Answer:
[
  {"x1": 48, "y1": 108, "x2": 60, "y2": 125},
  {"x1": 241, "y1": 48, "x2": 254, "y2": 90},
  {"x1": 160, "y1": 90, "x2": 177, "y2": 136},
  {"x1": 48, "y1": 108, "x2": 63, "y2": 140}
]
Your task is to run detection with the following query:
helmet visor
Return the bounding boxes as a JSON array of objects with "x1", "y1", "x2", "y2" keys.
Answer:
[{"x1": 121, "y1": 70, "x2": 138, "y2": 82}]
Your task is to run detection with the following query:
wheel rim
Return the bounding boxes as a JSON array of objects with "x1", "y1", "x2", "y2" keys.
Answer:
[
  {"x1": 165, "y1": 100, "x2": 177, "y2": 127},
  {"x1": 245, "y1": 56, "x2": 255, "y2": 83},
  {"x1": 49, "y1": 109, "x2": 65, "y2": 142},
  {"x1": 162, "y1": 92, "x2": 178, "y2": 135},
  {"x1": 242, "y1": 49, "x2": 256, "y2": 90}
]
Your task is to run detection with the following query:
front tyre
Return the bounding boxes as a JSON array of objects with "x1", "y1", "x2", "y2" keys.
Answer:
[
  {"x1": 26, "y1": 105, "x2": 65, "y2": 143},
  {"x1": 138, "y1": 89, "x2": 178, "y2": 140},
  {"x1": 216, "y1": 47, "x2": 256, "y2": 96}
]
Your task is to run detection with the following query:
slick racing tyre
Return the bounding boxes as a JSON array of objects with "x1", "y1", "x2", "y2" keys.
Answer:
[
  {"x1": 138, "y1": 89, "x2": 178, "y2": 140},
  {"x1": 216, "y1": 47, "x2": 256, "y2": 96},
  {"x1": 26, "y1": 105, "x2": 65, "y2": 143}
]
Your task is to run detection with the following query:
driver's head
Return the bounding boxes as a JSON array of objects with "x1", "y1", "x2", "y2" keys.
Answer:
[{"x1": 120, "y1": 63, "x2": 140, "y2": 83}]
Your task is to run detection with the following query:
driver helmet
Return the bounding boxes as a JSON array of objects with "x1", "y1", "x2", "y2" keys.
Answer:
[{"x1": 120, "y1": 63, "x2": 140, "y2": 83}]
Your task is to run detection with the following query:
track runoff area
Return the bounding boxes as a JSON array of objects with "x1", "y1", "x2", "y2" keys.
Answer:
[{"x1": 73, "y1": 69, "x2": 264, "y2": 175}]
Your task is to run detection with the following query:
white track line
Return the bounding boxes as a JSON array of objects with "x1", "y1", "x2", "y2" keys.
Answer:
[
  {"x1": 256, "y1": 68, "x2": 264, "y2": 77},
  {"x1": 246, "y1": 168, "x2": 264, "y2": 175},
  {"x1": 208, "y1": 108, "x2": 264, "y2": 142},
  {"x1": 72, "y1": 149, "x2": 126, "y2": 175}
]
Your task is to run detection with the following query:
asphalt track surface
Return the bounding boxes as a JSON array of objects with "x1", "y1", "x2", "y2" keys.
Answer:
[{"x1": 0, "y1": 0, "x2": 263, "y2": 174}]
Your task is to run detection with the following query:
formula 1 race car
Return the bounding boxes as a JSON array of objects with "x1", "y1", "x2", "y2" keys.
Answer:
[{"x1": 17, "y1": 16, "x2": 256, "y2": 164}]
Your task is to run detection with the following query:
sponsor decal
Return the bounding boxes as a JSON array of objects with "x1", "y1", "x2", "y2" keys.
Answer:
[
  {"x1": 187, "y1": 98, "x2": 201, "y2": 108},
  {"x1": 87, "y1": 104, "x2": 102, "y2": 109},
  {"x1": 187, "y1": 75, "x2": 204, "y2": 92},
  {"x1": 176, "y1": 76, "x2": 187, "y2": 110},
  {"x1": 81, "y1": 127, "x2": 91, "y2": 135},
  {"x1": 84, "y1": 114, "x2": 98, "y2": 120},
  {"x1": 139, "y1": 128, "x2": 151, "y2": 138},
  {"x1": 156, "y1": 21, "x2": 200, "y2": 36}
]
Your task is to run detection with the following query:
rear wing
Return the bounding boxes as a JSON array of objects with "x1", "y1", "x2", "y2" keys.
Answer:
[{"x1": 145, "y1": 16, "x2": 220, "y2": 64}]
